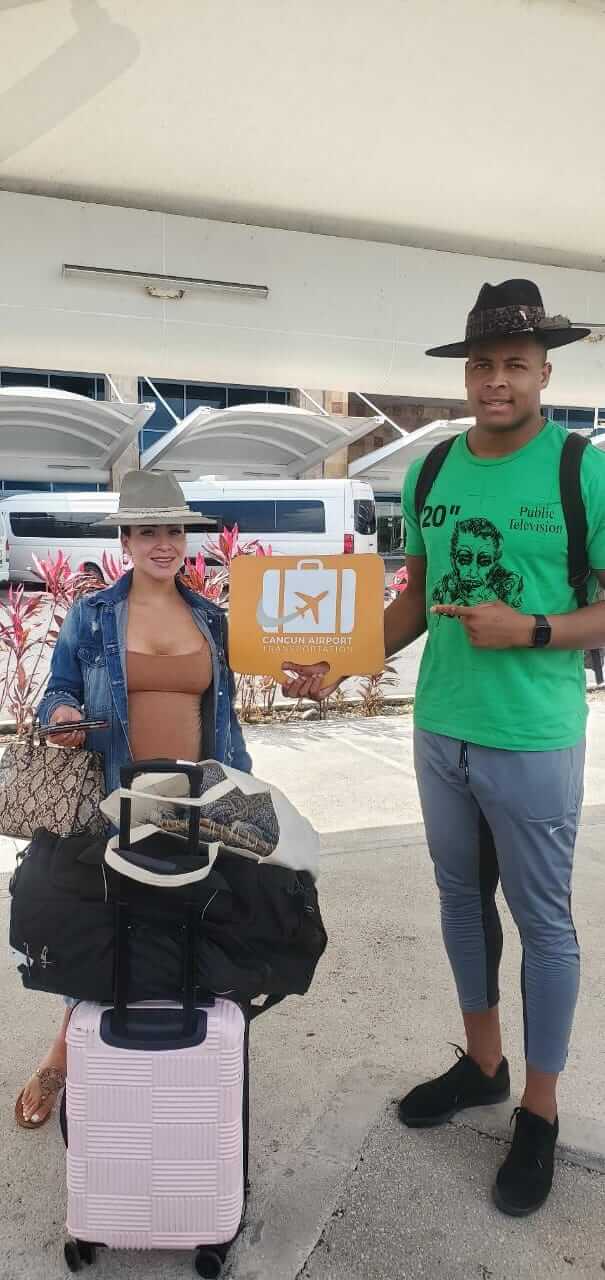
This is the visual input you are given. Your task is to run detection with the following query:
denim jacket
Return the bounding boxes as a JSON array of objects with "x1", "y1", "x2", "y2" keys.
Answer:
[{"x1": 37, "y1": 572, "x2": 252, "y2": 794}]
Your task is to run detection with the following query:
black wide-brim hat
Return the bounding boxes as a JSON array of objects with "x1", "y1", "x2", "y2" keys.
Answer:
[{"x1": 426, "y1": 278, "x2": 591, "y2": 358}]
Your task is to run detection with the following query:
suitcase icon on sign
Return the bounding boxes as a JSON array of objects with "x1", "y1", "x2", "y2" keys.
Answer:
[{"x1": 257, "y1": 559, "x2": 357, "y2": 634}]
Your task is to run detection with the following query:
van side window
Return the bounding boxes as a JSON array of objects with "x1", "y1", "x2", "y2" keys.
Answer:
[
  {"x1": 275, "y1": 501, "x2": 325, "y2": 533},
  {"x1": 10, "y1": 512, "x2": 110, "y2": 539},
  {"x1": 188, "y1": 499, "x2": 326, "y2": 535},
  {"x1": 188, "y1": 500, "x2": 275, "y2": 533}
]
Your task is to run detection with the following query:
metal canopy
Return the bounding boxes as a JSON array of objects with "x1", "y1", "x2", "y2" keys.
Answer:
[
  {"x1": 140, "y1": 403, "x2": 385, "y2": 479},
  {"x1": 349, "y1": 418, "x2": 473, "y2": 494},
  {"x1": 0, "y1": 387, "x2": 155, "y2": 484}
]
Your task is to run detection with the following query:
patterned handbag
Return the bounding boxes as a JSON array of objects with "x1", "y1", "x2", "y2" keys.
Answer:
[{"x1": 0, "y1": 730, "x2": 107, "y2": 839}]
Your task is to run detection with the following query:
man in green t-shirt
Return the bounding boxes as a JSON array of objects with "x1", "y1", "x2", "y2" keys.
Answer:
[{"x1": 283, "y1": 279, "x2": 605, "y2": 1217}]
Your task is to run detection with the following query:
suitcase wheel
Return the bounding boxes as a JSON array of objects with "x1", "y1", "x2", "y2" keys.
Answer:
[
  {"x1": 194, "y1": 1247, "x2": 224, "y2": 1278},
  {"x1": 64, "y1": 1240, "x2": 96, "y2": 1272}
]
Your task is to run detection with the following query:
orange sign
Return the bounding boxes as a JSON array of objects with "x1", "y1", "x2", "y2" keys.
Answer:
[{"x1": 229, "y1": 554, "x2": 385, "y2": 684}]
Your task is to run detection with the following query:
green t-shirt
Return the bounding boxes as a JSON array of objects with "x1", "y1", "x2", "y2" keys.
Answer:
[{"x1": 402, "y1": 420, "x2": 605, "y2": 751}]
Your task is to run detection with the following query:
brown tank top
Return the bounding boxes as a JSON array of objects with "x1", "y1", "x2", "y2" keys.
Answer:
[{"x1": 127, "y1": 648, "x2": 212, "y2": 763}]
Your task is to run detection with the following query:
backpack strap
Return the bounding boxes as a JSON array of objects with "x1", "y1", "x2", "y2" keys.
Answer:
[
  {"x1": 559, "y1": 432, "x2": 604, "y2": 684},
  {"x1": 414, "y1": 436, "x2": 458, "y2": 521},
  {"x1": 560, "y1": 432, "x2": 590, "y2": 606}
]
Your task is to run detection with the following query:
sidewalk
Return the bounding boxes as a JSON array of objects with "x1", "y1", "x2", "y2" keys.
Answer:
[
  {"x1": 299, "y1": 1108, "x2": 605, "y2": 1280},
  {"x1": 2, "y1": 707, "x2": 605, "y2": 1278}
]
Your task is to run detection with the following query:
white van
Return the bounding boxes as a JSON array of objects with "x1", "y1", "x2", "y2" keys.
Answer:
[
  {"x1": 0, "y1": 480, "x2": 376, "y2": 583},
  {"x1": 182, "y1": 478, "x2": 377, "y2": 559},
  {"x1": 0, "y1": 493, "x2": 122, "y2": 584},
  {"x1": 0, "y1": 510, "x2": 9, "y2": 584}
]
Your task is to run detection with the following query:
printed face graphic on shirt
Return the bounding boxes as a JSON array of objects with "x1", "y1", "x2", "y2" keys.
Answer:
[
  {"x1": 453, "y1": 532, "x2": 498, "y2": 597},
  {"x1": 431, "y1": 517, "x2": 524, "y2": 607}
]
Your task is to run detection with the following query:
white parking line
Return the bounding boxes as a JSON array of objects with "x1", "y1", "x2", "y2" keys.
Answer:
[{"x1": 339, "y1": 735, "x2": 408, "y2": 771}]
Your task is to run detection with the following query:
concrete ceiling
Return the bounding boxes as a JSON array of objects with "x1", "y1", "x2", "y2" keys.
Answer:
[{"x1": 2, "y1": 0, "x2": 605, "y2": 270}]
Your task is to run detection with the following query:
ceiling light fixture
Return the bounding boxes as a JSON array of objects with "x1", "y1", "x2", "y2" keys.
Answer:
[{"x1": 62, "y1": 263, "x2": 269, "y2": 300}]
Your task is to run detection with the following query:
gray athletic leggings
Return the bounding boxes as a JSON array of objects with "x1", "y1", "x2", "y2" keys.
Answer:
[{"x1": 414, "y1": 728, "x2": 585, "y2": 1074}]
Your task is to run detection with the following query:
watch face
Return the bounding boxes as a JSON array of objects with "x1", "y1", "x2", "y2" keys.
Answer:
[{"x1": 534, "y1": 619, "x2": 551, "y2": 647}]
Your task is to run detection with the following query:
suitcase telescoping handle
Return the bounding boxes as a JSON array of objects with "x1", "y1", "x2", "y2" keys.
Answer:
[
  {"x1": 108, "y1": 896, "x2": 203, "y2": 1046},
  {"x1": 119, "y1": 759, "x2": 205, "y2": 855}
]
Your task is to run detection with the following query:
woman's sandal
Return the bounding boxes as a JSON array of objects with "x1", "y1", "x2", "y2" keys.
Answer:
[{"x1": 15, "y1": 1067, "x2": 66, "y2": 1130}]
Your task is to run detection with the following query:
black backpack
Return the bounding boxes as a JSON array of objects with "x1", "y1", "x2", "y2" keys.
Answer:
[{"x1": 412, "y1": 430, "x2": 604, "y2": 685}]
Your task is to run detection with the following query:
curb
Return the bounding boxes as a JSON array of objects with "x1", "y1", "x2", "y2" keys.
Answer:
[
  {"x1": 449, "y1": 1103, "x2": 605, "y2": 1175},
  {"x1": 0, "y1": 695, "x2": 417, "y2": 738},
  {"x1": 229, "y1": 1063, "x2": 393, "y2": 1280},
  {"x1": 320, "y1": 822, "x2": 425, "y2": 855},
  {"x1": 318, "y1": 801, "x2": 605, "y2": 858}
]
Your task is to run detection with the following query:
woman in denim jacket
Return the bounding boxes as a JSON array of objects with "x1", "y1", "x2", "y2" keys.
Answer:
[{"x1": 16, "y1": 471, "x2": 251, "y2": 1130}]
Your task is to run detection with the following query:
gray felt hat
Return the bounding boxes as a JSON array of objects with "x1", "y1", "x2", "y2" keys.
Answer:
[{"x1": 97, "y1": 470, "x2": 213, "y2": 527}]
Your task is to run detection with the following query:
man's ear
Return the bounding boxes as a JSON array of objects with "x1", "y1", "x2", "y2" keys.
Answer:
[{"x1": 541, "y1": 360, "x2": 553, "y2": 391}]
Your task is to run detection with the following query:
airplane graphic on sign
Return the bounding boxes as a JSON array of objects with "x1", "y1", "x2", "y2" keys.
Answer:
[{"x1": 257, "y1": 560, "x2": 357, "y2": 635}]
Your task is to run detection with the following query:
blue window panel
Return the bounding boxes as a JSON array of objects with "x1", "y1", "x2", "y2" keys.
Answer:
[
  {"x1": 51, "y1": 482, "x2": 102, "y2": 492},
  {"x1": 1, "y1": 370, "x2": 49, "y2": 387},
  {"x1": 185, "y1": 384, "x2": 226, "y2": 414},
  {"x1": 1, "y1": 368, "x2": 106, "y2": 399},
  {"x1": 138, "y1": 378, "x2": 291, "y2": 416},
  {"x1": 226, "y1": 386, "x2": 266, "y2": 408},
  {"x1": 138, "y1": 380, "x2": 184, "y2": 434},
  {"x1": 1, "y1": 479, "x2": 49, "y2": 491},
  {"x1": 140, "y1": 427, "x2": 172, "y2": 452},
  {"x1": 49, "y1": 373, "x2": 98, "y2": 398},
  {"x1": 567, "y1": 409, "x2": 594, "y2": 430}
]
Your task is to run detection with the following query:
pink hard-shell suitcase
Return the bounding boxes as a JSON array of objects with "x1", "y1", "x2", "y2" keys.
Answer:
[
  {"x1": 61, "y1": 760, "x2": 251, "y2": 1280},
  {"x1": 63, "y1": 996, "x2": 247, "y2": 1278}
]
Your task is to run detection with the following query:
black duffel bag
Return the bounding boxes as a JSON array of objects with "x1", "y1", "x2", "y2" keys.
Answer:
[{"x1": 9, "y1": 826, "x2": 327, "y2": 1003}]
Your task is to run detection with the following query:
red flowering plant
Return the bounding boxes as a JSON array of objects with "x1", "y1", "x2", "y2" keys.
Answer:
[
  {"x1": 0, "y1": 553, "x2": 89, "y2": 732},
  {"x1": 179, "y1": 552, "x2": 228, "y2": 605},
  {"x1": 180, "y1": 523, "x2": 271, "y2": 608},
  {"x1": 391, "y1": 565, "x2": 408, "y2": 593},
  {"x1": 99, "y1": 549, "x2": 129, "y2": 584},
  {"x1": 0, "y1": 549, "x2": 130, "y2": 733},
  {"x1": 0, "y1": 585, "x2": 46, "y2": 733},
  {"x1": 178, "y1": 525, "x2": 277, "y2": 720}
]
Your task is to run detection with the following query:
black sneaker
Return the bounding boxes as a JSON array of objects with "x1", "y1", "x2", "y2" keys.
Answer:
[
  {"x1": 398, "y1": 1046, "x2": 510, "y2": 1128},
  {"x1": 494, "y1": 1107, "x2": 558, "y2": 1217}
]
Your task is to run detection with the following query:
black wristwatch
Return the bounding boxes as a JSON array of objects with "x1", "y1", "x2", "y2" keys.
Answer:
[{"x1": 532, "y1": 614, "x2": 552, "y2": 648}]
